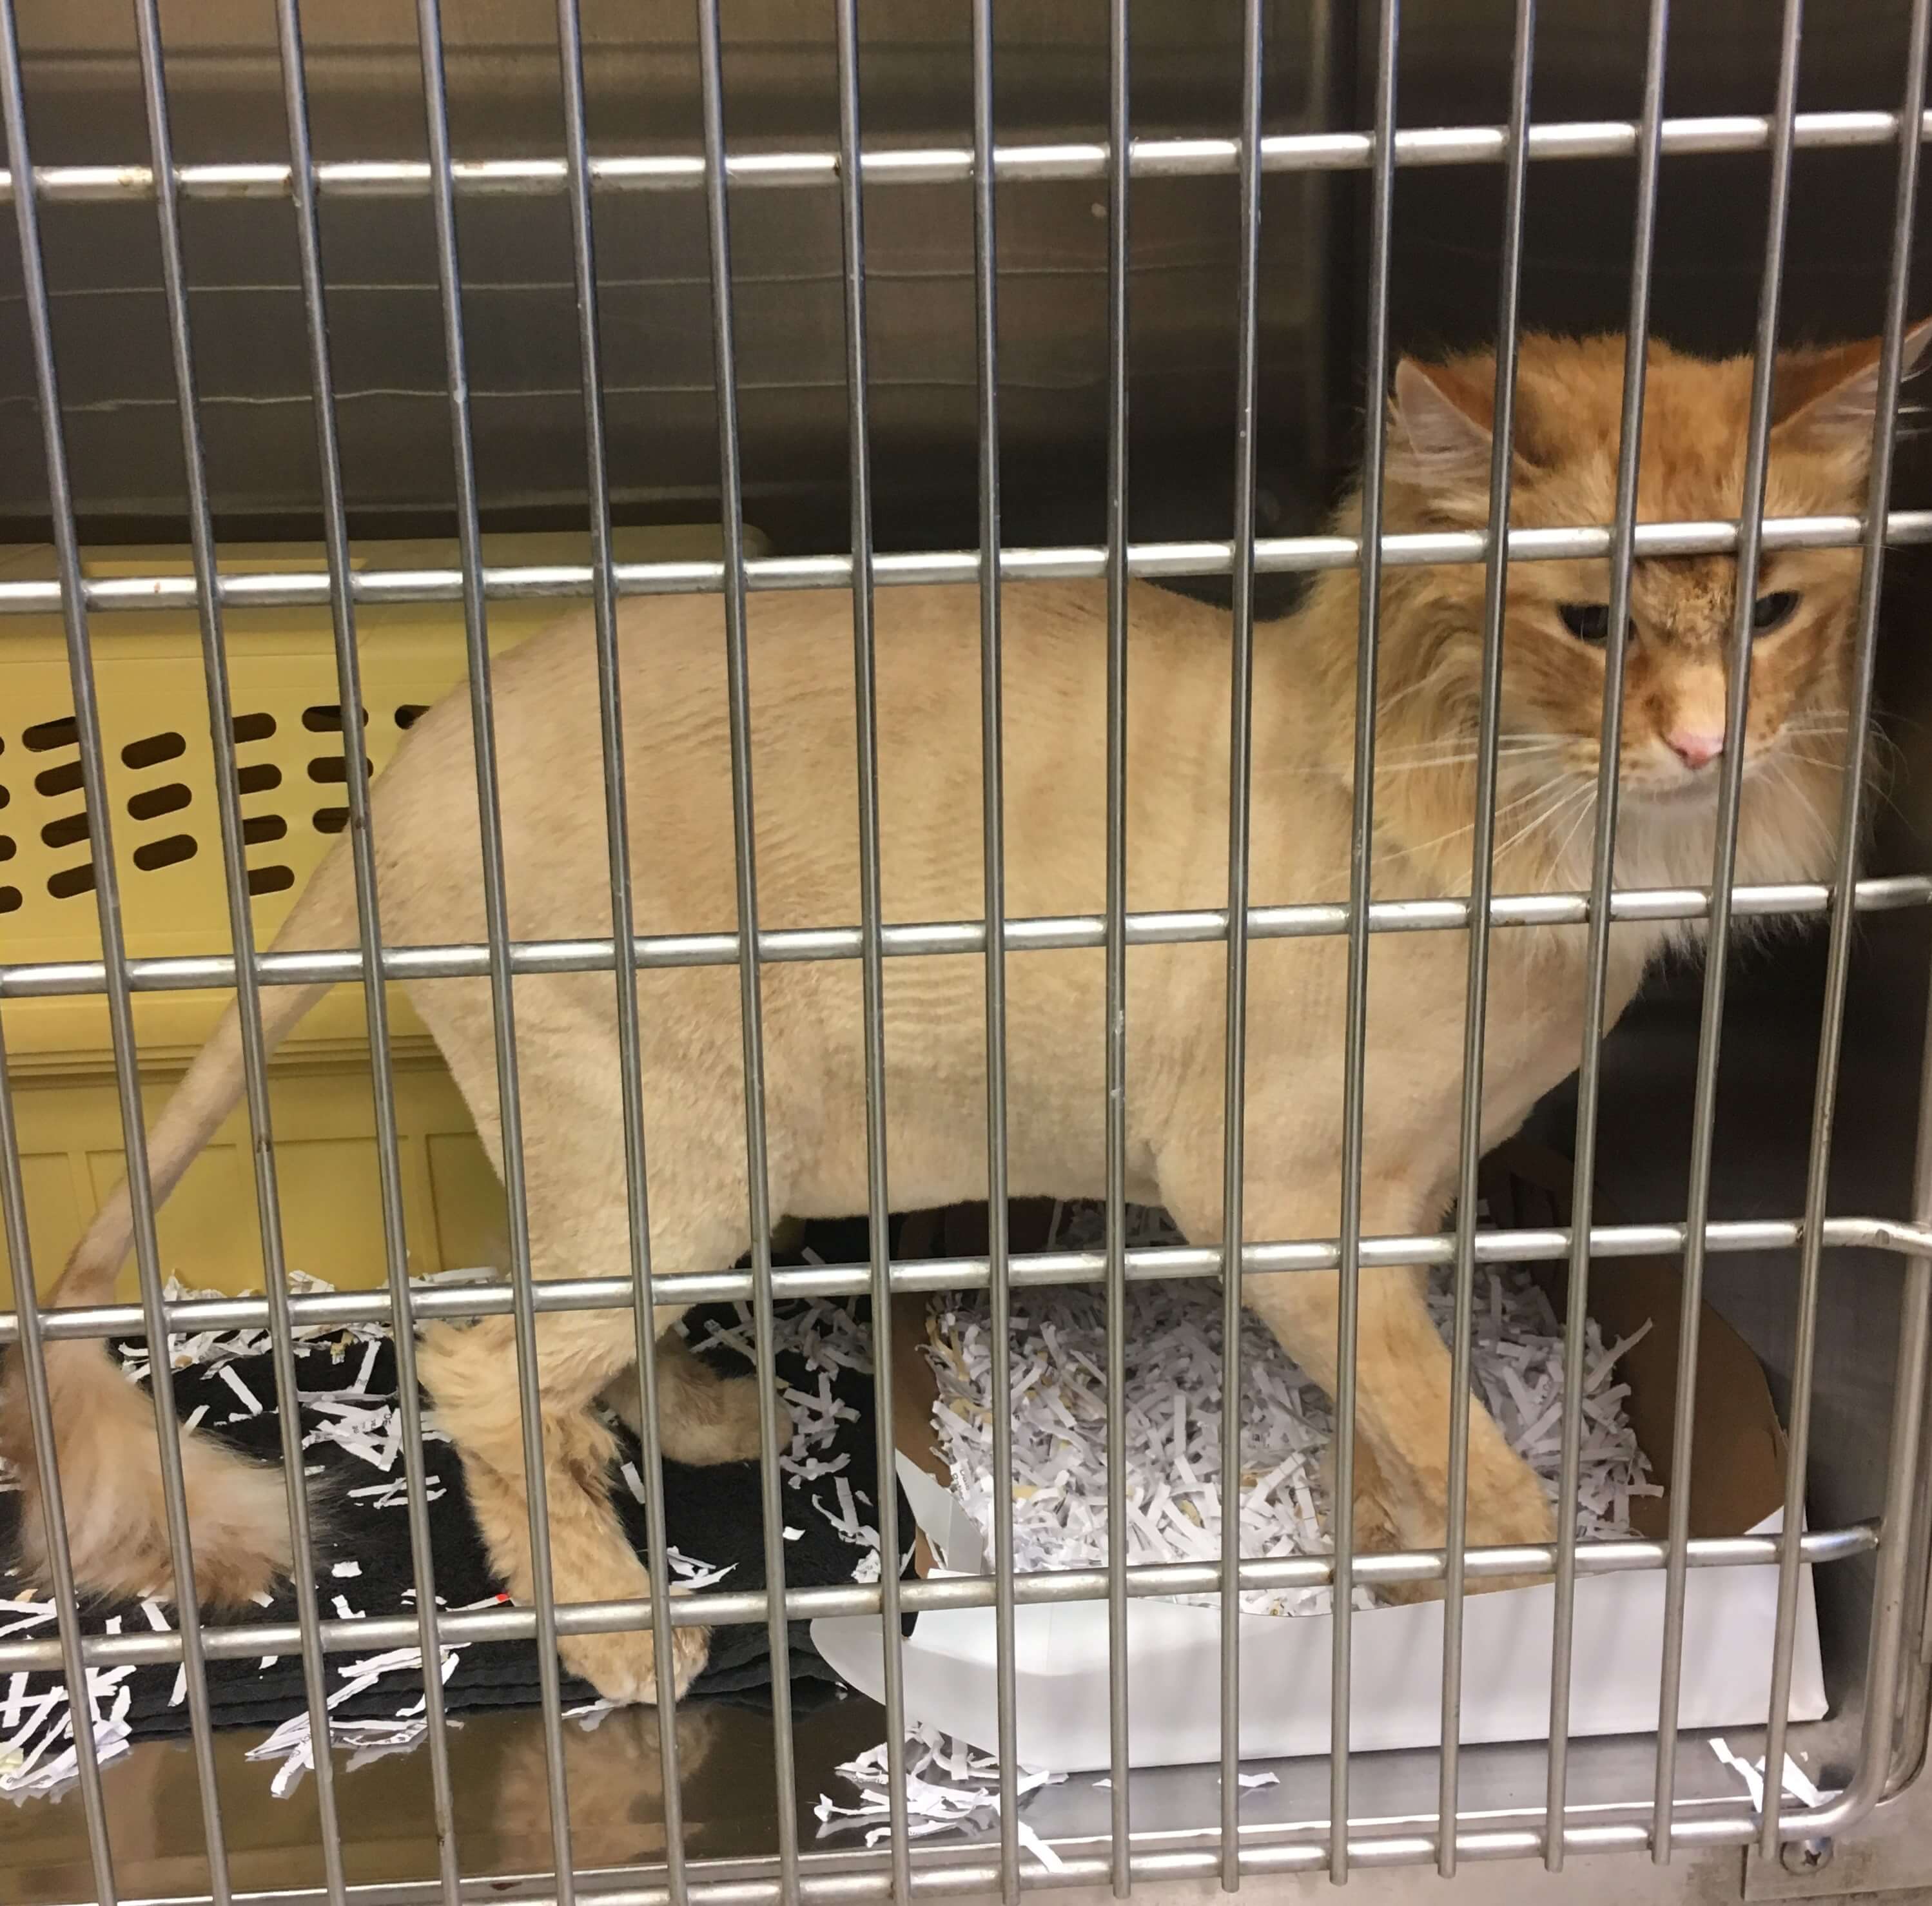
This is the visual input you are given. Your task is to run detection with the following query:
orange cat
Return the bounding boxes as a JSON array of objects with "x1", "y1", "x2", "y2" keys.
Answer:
[{"x1": 5, "y1": 324, "x2": 1920, "y2": 1705}]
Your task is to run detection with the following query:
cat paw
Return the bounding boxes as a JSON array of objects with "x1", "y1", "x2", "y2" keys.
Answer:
[
  {"x1": 1320, "y1": 1435, "x2": 1555, "y2": 1602},
  {"x1": 561, "y1": 1619, "x2": 711, "y2": 1706},
  {"x1": 660, "y1": 1368, "x2": 772, "y2": 1468},
  {"x1": 605, "y1": 1334, "x2": 787, "y2": 1468},
  {"x1": 1458, "y1": 1456, "x2": 1557, "y2": 1595},
  {"x1": 1322, "y1": 1435, "x2": 1435, "y2": 1604}
]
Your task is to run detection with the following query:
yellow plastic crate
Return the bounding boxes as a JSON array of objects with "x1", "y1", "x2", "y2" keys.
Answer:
[{"x1": 0, "y1": 526, "x2": 756, "y2": 1305}]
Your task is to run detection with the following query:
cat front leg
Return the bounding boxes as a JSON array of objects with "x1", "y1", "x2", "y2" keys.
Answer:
[
  {"x1": 1158, "y1": 1152, "x2": 1555, "y2": 1597},
  {"x1": 1251, "y1": 1252, "x2": 1554, "y2": 1597},
  {"x1": 418, "y1": 1305, "x2": 716, "y2": 1704}
]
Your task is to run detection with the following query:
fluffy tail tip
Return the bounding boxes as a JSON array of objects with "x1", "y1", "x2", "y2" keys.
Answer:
[{"x1": 2, "y1": 1341, "x2": 293, "y2": 1610}]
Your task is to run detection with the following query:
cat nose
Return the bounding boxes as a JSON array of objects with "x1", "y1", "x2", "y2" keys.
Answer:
[{"x1": 1666, "y1": 726, "x2": 1724, "y2": 770}]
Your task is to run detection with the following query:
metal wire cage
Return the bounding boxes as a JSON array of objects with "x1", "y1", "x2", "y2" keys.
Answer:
[{"x1": 2, "y1": 1, "x2": 1931, "y2": 1903}]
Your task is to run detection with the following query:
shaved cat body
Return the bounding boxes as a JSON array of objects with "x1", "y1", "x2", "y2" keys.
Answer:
[{"x1": 5, "y1": 325, "x2": 1920, "y2": 1704}]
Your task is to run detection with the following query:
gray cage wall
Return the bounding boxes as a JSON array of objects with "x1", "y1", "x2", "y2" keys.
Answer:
[{"x1": 2, "y1": 2, "x2": 1932, "y2": 1903}]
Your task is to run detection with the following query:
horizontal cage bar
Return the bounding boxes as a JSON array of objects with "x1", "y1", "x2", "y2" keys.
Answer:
[
  {"x1": 0, "y1": 1526, "x2": 1876, "y2": 1673},
  {"x1": 2, "y1": 513, "x2": 1928, "y2": 619},
  {"x1": 0, "y1": 109, "x2": 1927, "y2": 206},
  {"x1": 6, "y1": 1212, "x2": 1926, "y2": 1348},
  {"x1": 2, "y1": 875, "x2": 1928, "y2": 1005},
  {"x1": 503, "y1": 1809, "x2": 1868, "y2": 1906}
]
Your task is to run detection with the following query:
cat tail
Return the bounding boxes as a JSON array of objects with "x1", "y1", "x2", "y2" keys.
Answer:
[{"x1": 0, "y1": 832, "x2": 364, "y2": 1608}]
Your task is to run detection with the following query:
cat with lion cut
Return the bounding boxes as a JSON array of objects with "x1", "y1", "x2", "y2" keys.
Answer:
[{"x1": 5, "y1": 321, "x2": 1922, "y2": 1705}]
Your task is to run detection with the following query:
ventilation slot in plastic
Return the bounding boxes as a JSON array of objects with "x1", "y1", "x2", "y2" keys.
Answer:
[
  {"x1": 127, "y1": 783, "x2": 191, "y2": 822},
  {"x1": 40, "y1": 813, "x2": 89, "y2": 851},
  {"x1": 122, "y1": 732, "x2": 186, "y2": 770},
  {"x1": 23, "y1": 717, "x2": 78, "y2": 753},
  {"x1": 302, "y1": 705, "x2": 367, "y2": 733},
  {"x1": 132, "y1": 835, "x2": 197, "y2": 873}
]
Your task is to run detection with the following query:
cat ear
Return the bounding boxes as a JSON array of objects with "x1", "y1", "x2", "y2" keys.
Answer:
[
  {"x1": 1389, "y1": 356, "x2": 1497, "y2": 487},
  {"x1": 1771, "y1": 316, "x2": 1932, "y2": 452}
]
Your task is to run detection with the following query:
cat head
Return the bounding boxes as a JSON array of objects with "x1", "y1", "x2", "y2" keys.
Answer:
[{"x1": 1368, "y1": 324, "x2": 1928, "y2": 886}]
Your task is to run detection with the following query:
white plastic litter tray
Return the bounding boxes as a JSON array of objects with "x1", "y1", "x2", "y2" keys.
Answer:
[{"x1": 813, "y1": 1233, "x2": 1826, "y2": 1773}]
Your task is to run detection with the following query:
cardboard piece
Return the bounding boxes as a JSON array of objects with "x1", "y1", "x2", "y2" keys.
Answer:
[{"x1": 813, "y1": 1144, "x2": 1827, "y2": 1769}]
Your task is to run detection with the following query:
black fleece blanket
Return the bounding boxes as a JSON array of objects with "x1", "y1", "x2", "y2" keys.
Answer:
[{"x1": 0, "y1": 1216, "x2": 912, "y2": 1791}]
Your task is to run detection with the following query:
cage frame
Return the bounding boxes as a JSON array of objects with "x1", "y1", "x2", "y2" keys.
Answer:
[{"x1": 0, "y1": 0, "x2": 1929, "y2": 1899}]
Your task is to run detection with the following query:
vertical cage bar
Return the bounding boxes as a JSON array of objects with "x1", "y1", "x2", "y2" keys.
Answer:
[
  {"x1": 412, "y1": 4, "x2": 579, "y2": 1894},
  {"x1": 0, "y1": 1046, "x2": 118, "y2": 1897},
  {"x1": 130, "y1": 8, "x2": 349, "y2": 1894},
  {"x1": 1102, "y1": 0, "x2": 1133, "y2": 1893},
  {"x1": 1546, "y1": 0, "x2": 1669, "y2": 1870},
  {"x1": 830, "y1": 3, "x2": 912, "y2": 1896},
  {"x1": 1297, "y1": 7, "x2": 1334, "y2": 494},
  {"x1": 1330, "y1": 0, "x2": 1403, "y2": 1880},
  {"x1": 1436, "y1": 0, "x2": 1535, "y2": 1876},
  {"x1": 272, "y1": 6, "x2": 462, "y2": 1893},
  {"x1": 968, "y1": 4, "x2": 1021, "y2": 1898},
  {"x1": 1901, "y1": 1057, "x2": 1932, "y2": 1786},
  {"x1": 1762, "y1": 0, "x2": 1929, "y2": 1851},
  {"x1": 1814, "y1": 1241, "x2": 1932, "y2": 1825},
  {"x1": 552, "y1": 5, "x2": 692, "y2": 1898},
  {"x1": 0, "y1": 9, "x2": 236, "y2": 1897},
  {"x1": 1886, "y1": 883, "x2": 1932, "y2": 1783},
  {"x1": 1755, "y1": 852, "x2": 1926, "y2": 1830},
  {"x1": 691, "y1": 6, "x2": 802, "y2": 1898},
  {"x1": 1218, "y1": 0, "x2": 1265, "y2": 1886},
  {"x1": 1652, "y1": 0, "x2": 1804, "y2": 1860},
  {"x1": 1771, "y1": 895, "x2": 1932, "y2": 1834},
  {"x1": 1886, "y1": 1379, "x2": 1932, "y2": 1796}
]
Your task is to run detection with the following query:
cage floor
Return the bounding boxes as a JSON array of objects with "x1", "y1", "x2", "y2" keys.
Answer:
[
  {"x1": 5, "y1": 911, "x2": 1923, "y2": 1903},
  {"x1": 1, "y1": 1697, "x2": 1828, "y2": 1903}
]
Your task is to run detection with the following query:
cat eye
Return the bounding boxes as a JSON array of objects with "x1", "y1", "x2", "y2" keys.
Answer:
[
  {"x1": 1752, "y1": 589, "x2": 1801, "y2": 635},
  {"x1": 1558, "y1": 603, "x2": 1617, "y2": 643}
]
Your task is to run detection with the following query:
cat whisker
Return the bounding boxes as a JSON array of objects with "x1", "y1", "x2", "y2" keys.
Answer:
[
  {"x1": 1762, "y1": 759, "x2": 1842, "y2": 867},
  {"x1": 1502, "y1": 781, "x2": 1596, "y2": 871},
  {"x1": 1372, "y1": 733, "x2": 1571, "y2": 761},
  {"x1": 1370, "y1": 739, "x2": 1575, "y2": 775},
  {"x1": 1548, "y1": 783, "x2": 1608, "y2": 879},
  {"x1": 1855, "y1": 710, "x2": 1927, "y2": 750},
  {"x1": 1786, "y1": 754, "x2": 1909, "y2": 830},
  {"x1": 1773, "y1": 723, "x2": 1898, "y2": 778},
  {"x1": 1432, "y1": 778, "x2": 1596, "y2": 873},
  {"x1": 1374, "y1": 752, "x2": 1570, "y2": 778},
  {"x1": 1262, "y1": 748, "x2": 1567, "y2": 790},
  {"x1": 1374, "y1": 781, "x2": 1566, "y2": 866}
]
